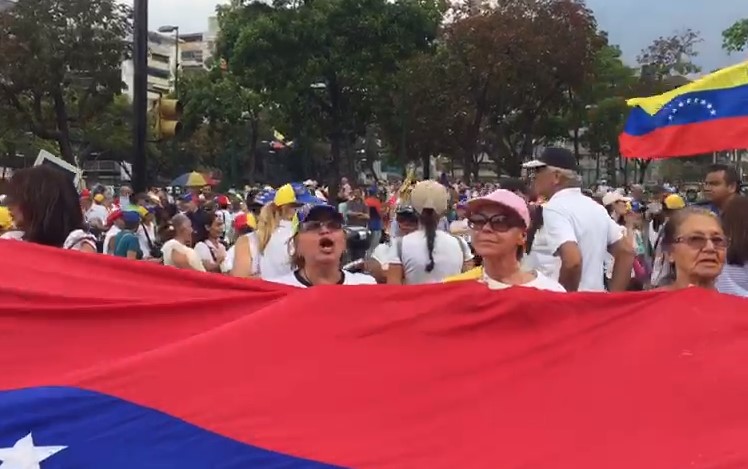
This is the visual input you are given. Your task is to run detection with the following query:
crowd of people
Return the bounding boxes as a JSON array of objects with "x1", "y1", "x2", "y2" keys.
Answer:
[{"x1": 0, "y1": 147, "x2": 746, "y2": 297}]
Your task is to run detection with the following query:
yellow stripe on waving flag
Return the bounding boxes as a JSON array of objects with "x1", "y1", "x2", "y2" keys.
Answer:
[
  {"x1": 627, "y1": 61, "x2": 748, "y2": 115},
  {"x1": 273, "y1": 130, "x2": 286, "y2": 142}
]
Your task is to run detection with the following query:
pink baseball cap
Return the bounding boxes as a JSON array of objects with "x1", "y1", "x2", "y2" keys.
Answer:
[{"x1": 466, "y1": 189, "x2": 531, "y2": 228}]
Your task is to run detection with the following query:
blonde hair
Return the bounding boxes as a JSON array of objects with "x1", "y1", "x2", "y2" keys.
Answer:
[
  {"x1": 288, "y1": 235, "x2": 304, "y2": 270},
  {"x1": 257, "y1": 203, "x2": 296, "y2": 253}
]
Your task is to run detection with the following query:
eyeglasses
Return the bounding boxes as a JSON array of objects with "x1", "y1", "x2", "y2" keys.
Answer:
[
  {"x1": 674, "y1": 234, "x2": 728, "y2": 250},
  {"x1": 299, "y1": 219, "x2": 343, "y2": 233},
  {"x1": 467, "y1": 214, "x2": 523, "y2": 233}
]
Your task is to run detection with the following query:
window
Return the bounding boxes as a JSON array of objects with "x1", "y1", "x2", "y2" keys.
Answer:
[
  {"x1": 148, "y1": 67, "x2": 171, "y2": 79},
  {"x1": 181, "y1": 50, "x2": 204, "y2": 62}
]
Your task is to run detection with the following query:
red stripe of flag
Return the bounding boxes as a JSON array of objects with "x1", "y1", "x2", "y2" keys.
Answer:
[{"x1": 620, "y1": 116, "x2": 748, "y2": 159}]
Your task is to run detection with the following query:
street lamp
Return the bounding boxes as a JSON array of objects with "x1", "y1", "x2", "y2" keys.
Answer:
[{"x1": 158, "y1": 25, "x2": 180, "y2": 98}]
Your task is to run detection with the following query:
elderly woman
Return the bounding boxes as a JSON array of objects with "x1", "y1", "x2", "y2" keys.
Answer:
[
  {"x1": 268, "y1": 204, "x2": 377, "y2": 287},
  {"x1": 162, "y1": 214, "x2": 205, "y2": 272},
  {"x1": 658, "y1": 207, "x2": 726, "y2": 291},
  {"x1": 445, "y1": 189, "x2": 565, "y2": 291}
]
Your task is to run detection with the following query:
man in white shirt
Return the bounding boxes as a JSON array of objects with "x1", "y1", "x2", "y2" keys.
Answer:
[{"x1": 523, "y1": 148, "x2": 635, "y2": 292}]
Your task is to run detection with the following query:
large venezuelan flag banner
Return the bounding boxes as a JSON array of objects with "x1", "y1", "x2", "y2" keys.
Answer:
[
  {"x1": 620, "y1": 61, "x2": 748, "y2": 158},
  {"x1": 1, "y1": 240, "x2": 748, "y2": 468}
]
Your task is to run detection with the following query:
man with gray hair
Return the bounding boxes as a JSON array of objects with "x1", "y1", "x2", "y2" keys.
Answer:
[{"x1": 524, "y1": 148, "x2": 635, "y2": 292}]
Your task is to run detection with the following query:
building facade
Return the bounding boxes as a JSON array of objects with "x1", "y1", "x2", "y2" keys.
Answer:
[
  {"x1": 121, "y1": 32, "x2": 178, "y2": 105},
  {"x1": 179, "y1": 16, "x2": 219, "y2": 72}
]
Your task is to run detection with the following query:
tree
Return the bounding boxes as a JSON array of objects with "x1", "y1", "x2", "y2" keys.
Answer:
[
  {"x1": 630, "y1": 29, "x2": 701, "y2": 181},
  {"x1": 636, "y1": 29, "x2": 702, "y2": 81},
  {"x1": 217, "y1": 0, "x2": 443, "y2": 192},
  {"x1": 723, "y1": 19, "x2": 748, "y2": 53},
  {"x1": 0, "y1": 0, "x2": 132, "y2": 163},
  {"x1": 561, "y1": 40, "x2": 636, "y2": 163},
  {"x1": 432, "y1": 0, "x2": 604, "y2": 180},
  {"x1": 583, "y1": 97, "x2": 630, "y2": 184}
]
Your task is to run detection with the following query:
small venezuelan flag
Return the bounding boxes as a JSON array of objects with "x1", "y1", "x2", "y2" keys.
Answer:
[{"x1": 620, "y1": 62, "x2": 748, "y2": 158}]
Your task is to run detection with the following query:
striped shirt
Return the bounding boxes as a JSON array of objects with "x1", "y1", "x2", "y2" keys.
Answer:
[{"x1": 715, "y1": 264, "x2": 748, "y2": 298}]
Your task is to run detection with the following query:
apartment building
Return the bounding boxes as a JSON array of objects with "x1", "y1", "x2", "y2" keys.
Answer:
[
  {"x1": 179, "y1": 16, "x2": 219, "y2": 72},
  {"x1": 121, "y1": 32, "x2": 178, "y2": 105}
]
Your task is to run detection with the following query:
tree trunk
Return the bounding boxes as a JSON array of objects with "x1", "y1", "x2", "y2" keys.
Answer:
[
  {"x1": 329, "y1": 134, "x2": 341, "y2": 201},
  {"x1": 421, "y1": 153, "x2": 431, "y2": 180},
  {"x1": 637, "y1": 160, "x2": 651, "y2": 183},
  {"x1": 247, "y1": 118, "x2": 259, "y2": 184},
  {"x1": 52, "y1": 89, "x2": 75, "y2": 164}
]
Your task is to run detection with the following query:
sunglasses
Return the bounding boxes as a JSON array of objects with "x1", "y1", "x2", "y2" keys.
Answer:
[
  {"x1": 674, "y1": 234, "x2": 728, "y2": 250},
  {"x1": 299, "y1": 219, "x2": 343, "y2": 233},
  {"x1": 467, "y1": 214, "x2": 523, "y2": 233}
]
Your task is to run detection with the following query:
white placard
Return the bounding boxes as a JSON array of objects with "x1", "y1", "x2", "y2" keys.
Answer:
[{"x1": 33, "y1": 150, "x2": 83, "y2": 188}]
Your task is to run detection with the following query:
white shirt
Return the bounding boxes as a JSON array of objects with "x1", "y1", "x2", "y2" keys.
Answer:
[
  {"x1": 522, "y1": 225, "x2": 561, "y2": 281},
  {"x1": 195, "y1": 239, "x2": 226, "y2": 266},
  {"x1": 259, "y1": 220, "x2": 294, "y2": 280},
  {"x1": 543, "y1": 188, "x2": 623, "y2": 292},
  {"x1": 371, "y1": 243, "x2": 392, "y2": 270},
  {"x1": 482, "y1": 271, "x2": 566, "y2": 292},
  {"x1": 0, "y1": 230, "x2": 24, "y2": 241},
  {"x1": 103, "y1": 226, "x2": 121, "y2": 255},
  {"x1": 136, "y1": 222, "x2": 156, "y2": 259},
  {"x1": 62, "y1": 230, "x2": 97, "y2": 251},
  {"x1": 269, "y1": 270, "x2": 377, "y2": 287},
  {"x1": 389, "y1": 230, "x2": 472, "y2": 285},
  {"x1": 163, "y1": 239, "x2": 206, "y2": 272},
  {"x1": 222, "y1": 232, "x2": 260, "y2": 275},
  {"x1": 1, "y1": 230, "x2": 95, "y2": 251}
]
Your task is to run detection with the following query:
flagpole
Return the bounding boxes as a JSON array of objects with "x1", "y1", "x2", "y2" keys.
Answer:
[{"x1": 132, "y1": 0, "x2": 149, "y2": 193}]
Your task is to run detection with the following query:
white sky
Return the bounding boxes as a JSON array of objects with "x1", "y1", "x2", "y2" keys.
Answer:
[
  {"x1": 122, "y1": 0, "x2": 742, "y2": 71},
  {"x1": 119, "y1": 0, "x2": 227, "y2": 33}
]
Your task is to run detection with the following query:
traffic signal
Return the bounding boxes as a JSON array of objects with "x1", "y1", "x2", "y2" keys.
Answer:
[{"x1": 156, "y1": 98, "x2": 182, "y2": 140}]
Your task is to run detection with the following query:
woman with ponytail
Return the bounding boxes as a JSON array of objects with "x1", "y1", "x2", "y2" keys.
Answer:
[
  {"x1": 387, "y1": 181, "x2": 472, "y2": 285},
  {"x1": 258, "y1": 183, "x2": 320, "y2": 279}
]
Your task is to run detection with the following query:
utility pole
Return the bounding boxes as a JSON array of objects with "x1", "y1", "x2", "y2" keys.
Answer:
[{"x1": 132, "y1": 0, "x2": 149, "y2": 193}]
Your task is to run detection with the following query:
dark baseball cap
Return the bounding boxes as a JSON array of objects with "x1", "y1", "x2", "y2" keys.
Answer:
[{"x1": 522, "y1": 147, "x2": 578, "y2": 172}]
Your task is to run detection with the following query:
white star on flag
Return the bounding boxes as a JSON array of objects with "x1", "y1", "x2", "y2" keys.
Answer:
[{"x1": 0, "y1": 433, "x2": 66, "y2": 469}]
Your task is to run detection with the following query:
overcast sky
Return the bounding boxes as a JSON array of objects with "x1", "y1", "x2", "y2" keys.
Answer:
[{"x1": 141, "y1": 0, "x2": 746, "y2": 72}]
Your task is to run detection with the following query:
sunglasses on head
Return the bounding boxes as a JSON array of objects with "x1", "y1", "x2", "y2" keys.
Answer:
[
  {"x1": 467, "y1": 214, "x2": 524, "y2": 233},
  {"x1": 299, "y1": 219, "x2": 343, "y2": 233}
]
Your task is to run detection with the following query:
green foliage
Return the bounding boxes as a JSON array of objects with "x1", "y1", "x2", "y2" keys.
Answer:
[
  {"x1": 0, "y1": 0, "x2": 132, "y2": 163},
  {"x1": 218, "y1": 0, "x2": 443, "y2": 189},
  {"x1": 159, "y1": 70, "x2": 263, "y2": 186},
  {"x1": 723, "y1": 19, "x2": 748, "y2": 53},
  {"x1": 637, "y1": 29, "x2": 702, "y2": 80}
]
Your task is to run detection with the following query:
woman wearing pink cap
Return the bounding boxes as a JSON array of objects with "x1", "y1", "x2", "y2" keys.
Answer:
[{"x1": 444, "y1": 189, "x2": 565, "y2": 291}]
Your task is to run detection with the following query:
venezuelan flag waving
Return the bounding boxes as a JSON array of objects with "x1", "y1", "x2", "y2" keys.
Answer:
[{"x1": 620, "y1": 61, "x2": 748, "y2": 158}]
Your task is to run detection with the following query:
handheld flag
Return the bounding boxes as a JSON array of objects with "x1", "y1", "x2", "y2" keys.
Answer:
[
  {"x1": 620, "y1": 61, "x2": 748, "y2": 158},
  {"x1": 1, "y1": 241, "x2": 748, "y2": 468}
]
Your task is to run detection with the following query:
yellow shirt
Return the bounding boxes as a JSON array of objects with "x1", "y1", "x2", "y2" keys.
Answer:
[{"x1": 444, "y1": 267, "x2": 483, "y2": 282}]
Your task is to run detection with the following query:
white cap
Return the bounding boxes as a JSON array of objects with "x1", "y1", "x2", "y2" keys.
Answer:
[{"x1": 602, "y1": 192, "x2": 631, "y2": 207}]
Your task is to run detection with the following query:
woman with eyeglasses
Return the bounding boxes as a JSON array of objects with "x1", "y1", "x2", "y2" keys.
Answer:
[
  {"x1": 268, "y1": 204, "x2": 377, "y2": 287},
  {"x1": 658, "y1": 207, "x2": 726, "y2": 291},
  {"x1": 445, "y1": 189, "x2": 565, "y2": 291}
]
